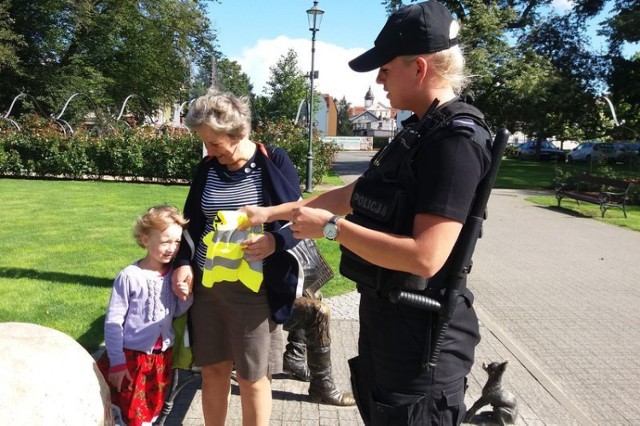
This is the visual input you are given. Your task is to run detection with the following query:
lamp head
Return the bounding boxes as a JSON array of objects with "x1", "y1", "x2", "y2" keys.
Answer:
[{"x1": 307, "y1": 1, "x2": 324, "y2": 31}]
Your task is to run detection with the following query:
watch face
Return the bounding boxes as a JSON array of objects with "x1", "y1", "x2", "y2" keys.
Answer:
[{"x1": 323, "y1": 223, "x2": 338, "y2": 240}]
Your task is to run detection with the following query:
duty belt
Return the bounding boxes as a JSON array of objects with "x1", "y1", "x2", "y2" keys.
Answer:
[{"x1": 355, "y1": 267, "x2": 469, "y2": 306}]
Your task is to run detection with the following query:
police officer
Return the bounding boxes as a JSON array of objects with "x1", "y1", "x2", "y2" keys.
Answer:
[{"x1": 241, "y1": 1, "x2": 491, "y2": 424}]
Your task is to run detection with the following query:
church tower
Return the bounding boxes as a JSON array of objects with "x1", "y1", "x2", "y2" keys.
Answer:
[{"x1": 364, "y1": 86, "x2": 374, "y2": 108}]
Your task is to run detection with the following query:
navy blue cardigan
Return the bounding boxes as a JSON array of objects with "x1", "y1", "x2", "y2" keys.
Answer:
[{"x1": 175, "y1": 144, "x2": 302, "y2": 323}]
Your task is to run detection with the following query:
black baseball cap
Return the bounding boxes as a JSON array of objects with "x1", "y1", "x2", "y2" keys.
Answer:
[{"x1": 349, "y1": 1, "x2": 458, "y2": 72}]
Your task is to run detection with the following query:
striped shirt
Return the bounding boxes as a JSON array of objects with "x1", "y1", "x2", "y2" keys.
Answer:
[{"x1": 194, "y1": 160, "x2": 264, "y2": 270}]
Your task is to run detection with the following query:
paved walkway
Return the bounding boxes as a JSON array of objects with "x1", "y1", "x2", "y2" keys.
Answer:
[{"x1": 165, "y1": 152, "x2": 640, "y2": 425}]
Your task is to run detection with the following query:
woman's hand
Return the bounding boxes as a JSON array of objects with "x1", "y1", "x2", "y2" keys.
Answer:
[
  {"x1": 290, "y1": 206, "x2": 334, "y2": 239},
  {"x1": 242, "y1": 232, "x2": 276, "y2": 261},
  {"x1": 172, "y1": 265, "x2": 193, "y2": 301}
]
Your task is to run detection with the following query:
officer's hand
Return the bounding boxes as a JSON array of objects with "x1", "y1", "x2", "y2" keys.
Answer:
[
  {"x1": 239, "y1": 205, "x2": 269, "y2": 230},
  {"x1": 291, "y1": 207, "x2": 333, "y2": 239},
  {"x1": 242, "y1": 232, "x2": 276, "y2": 261}
]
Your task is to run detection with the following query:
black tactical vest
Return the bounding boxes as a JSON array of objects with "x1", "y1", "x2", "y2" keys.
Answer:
[{"x1": 339, "y1": 98, "x2": 491, "y2": 295}]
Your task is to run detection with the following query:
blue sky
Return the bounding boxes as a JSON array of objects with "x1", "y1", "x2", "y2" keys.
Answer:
[
  {"x1": 205, "y1": 0, "x2": 636, "y2": 106},
  {"x1": 206, "y1": 0, "x2": 391, "y2": 106}
]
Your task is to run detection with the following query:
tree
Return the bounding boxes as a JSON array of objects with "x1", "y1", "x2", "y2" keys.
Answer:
[
  {"x1": 385, "y1": 0, "x2": 630, "y2": 30},
  {"x1": 602, "y1": 0, "x2": 640, "y2": 139},
  {"x1": 216, "y1": 58, "x2": 253, "y2": 99},
  {"x1": 0, "y1": 0, "x2": 22, "y2": 74},
  {"x1": 453, "y1": 0, "x2": 519, "y2": 129},
  {"x1": 382, "y1": 0, "x2": 555, "y2": 29},
  {"x1": 258, "y1": 49, "x2": 309, "y2": 122},
  {"x1": 517, "y1": 13, "x2": 606, "y2": 144},
  {"x1": 606, "y1": 54, "x2": 640, "y2": 140},
  {"x1": 601, "y1": 0, "x2": 639, "y2": 47},
  {"x1": 336, "y1": 96, "x2": 353, "y2": 136},
  {"x1": 378, "y1": 0, "x2": 629, "y2": 142},
  {"x1": 0, "y1": 0, "x2": 216, "y2": 123},
  {"x1": 189, "y1": 55, "x2": 253, "y2": 101}
]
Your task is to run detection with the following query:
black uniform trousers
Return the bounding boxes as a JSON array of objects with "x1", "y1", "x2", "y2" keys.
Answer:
[{"x1": 349, "y1": 288, "x2": 480, "y2": 425}]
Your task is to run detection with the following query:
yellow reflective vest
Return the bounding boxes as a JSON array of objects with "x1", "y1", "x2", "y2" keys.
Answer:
[{"x1": 201, "y1": 211, "x2": 263, "y2": 292}]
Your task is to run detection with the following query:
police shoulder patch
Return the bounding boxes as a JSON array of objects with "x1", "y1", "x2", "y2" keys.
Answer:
[{"x1": 450, "y1": 117, "x2": 476, "y2": 137}]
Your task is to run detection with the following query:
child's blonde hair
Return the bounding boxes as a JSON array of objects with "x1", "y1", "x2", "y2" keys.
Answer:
[{"x1": 132, "y1": 205, "x2": 188, "y2": 248}]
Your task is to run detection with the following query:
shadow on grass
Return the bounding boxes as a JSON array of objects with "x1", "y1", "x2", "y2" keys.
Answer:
[
  {"x1": 0, "y1": 267, "x2": 112, "y2": 287},
  {"x1": 77, "y1": 314, "x2": 106, "y2": 352},
  {"x1": 536, "y1": 204, "x2": 593, "y2": 218}
]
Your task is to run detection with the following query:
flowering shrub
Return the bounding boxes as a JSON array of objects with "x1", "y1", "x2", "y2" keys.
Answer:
[
  {"x1": 0, "y1": 123, "x2": 202, "y2": 182},
  {"x1": 0, "y1": 116, "x2": 338, "y2": 187}
]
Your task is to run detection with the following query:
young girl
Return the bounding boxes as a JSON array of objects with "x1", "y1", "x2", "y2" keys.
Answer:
[{"x1": 97, "y1": 205, "x2": 193, "y2": 426}]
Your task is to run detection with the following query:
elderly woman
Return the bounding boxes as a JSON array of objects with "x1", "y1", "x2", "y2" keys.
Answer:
[{"x1": 172, "y1": 89, "x2": 301, "y2": 426}]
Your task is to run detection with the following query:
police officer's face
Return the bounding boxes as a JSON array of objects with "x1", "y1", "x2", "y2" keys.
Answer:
[{"x1": 376, "y1": 56, "x2": 421, "y2": 110}]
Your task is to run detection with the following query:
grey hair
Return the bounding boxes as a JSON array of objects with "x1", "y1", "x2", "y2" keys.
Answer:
[{"x1": 184, "y1": 88, "x2": 252, "y2": 139}]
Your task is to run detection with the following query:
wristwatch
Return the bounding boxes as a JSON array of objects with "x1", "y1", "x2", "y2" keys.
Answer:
[{"x1": 322, "y1": 215, "x2": 341, "y2": 241}]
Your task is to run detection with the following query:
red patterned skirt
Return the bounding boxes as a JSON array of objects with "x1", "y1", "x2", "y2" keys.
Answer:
[{"x1": 97, "y1": 348, "x2": 172, "y2": 426}]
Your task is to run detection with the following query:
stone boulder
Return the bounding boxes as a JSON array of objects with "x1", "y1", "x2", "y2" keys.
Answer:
[{"x1": 0, "y1": 322, "x2": 113, "y2": 425}]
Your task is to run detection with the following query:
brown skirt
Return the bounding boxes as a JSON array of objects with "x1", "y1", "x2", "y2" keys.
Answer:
[{"x1": 190, "y1": 272, "x2": 283, "y2": 381}]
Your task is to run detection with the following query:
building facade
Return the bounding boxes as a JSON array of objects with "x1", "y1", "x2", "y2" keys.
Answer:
[
  {"x1": 316, "y1": 94, "x2": 338, "y2": 137},
  {"x1": 348, "y1": 87, "x2": 397, "y2": 138}
]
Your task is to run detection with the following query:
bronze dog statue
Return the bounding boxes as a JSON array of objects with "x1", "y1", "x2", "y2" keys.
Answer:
[{"x1": 464, "y1": 361, "x2": 518, "y2": 425}]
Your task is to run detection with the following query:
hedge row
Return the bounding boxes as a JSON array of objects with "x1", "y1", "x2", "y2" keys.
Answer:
[
  {"x1": 0, "y1": 119, "x2": 338, "y2": 186},
  {"x1": 0, "y1": 130, "x2": 202, "y2": 183}
]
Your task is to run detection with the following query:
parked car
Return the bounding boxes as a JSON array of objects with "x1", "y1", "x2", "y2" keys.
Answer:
[
  {"x1": 516, "y1": 140, "x2": 566, "y2": 161},
  {"x1": 612, "y1": 141, "x2": 640, "y2": 164},
  {"x1": 566, "y1": 141, "x2": 617, "y2": 163}
]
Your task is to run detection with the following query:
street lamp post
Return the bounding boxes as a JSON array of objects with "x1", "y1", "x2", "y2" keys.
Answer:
[{"x1": 305, "y1": 1, "x2": 324, "y2": 193}]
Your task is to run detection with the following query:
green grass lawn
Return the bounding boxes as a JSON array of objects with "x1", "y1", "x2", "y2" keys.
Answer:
[
  {"x1": 495, "y1": 158, "x2": 640, "y2": 190},
  {"x1": 497, "y1": 158, "x2": 640, "y2": 231},
  {"x1": 0, "y1": 179, "x2": 189, "y2": 352},
  {"x1": 526, "y1": 196, "x2": 640, "y2": 231},
  {"x1": 0, "y1": 177, "x2": 354, "y2": 352}
]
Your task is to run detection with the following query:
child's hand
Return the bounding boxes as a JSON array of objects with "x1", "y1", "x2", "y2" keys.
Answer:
[
  {"x1": 109, "y1": 369, "x2": 132, "y2": 392},
  {"x1": 176, "y1": 280, "x2": 191, "y2": 300},
  {"x1": 172, "y1": 265, "x2": 193, "y2": 301}
]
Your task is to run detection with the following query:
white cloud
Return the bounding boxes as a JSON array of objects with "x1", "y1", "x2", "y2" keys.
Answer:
[
  {"x1": 552, "y1": 0, "x2": 573, "y2": 11},
  {"x1": 230, "y1": 36, "x2": 389, "y2": 108}
]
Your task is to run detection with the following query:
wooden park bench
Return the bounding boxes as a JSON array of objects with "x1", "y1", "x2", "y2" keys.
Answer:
[{"x1": 555, "y1": 173, "x2": 633, "y2": 218}]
